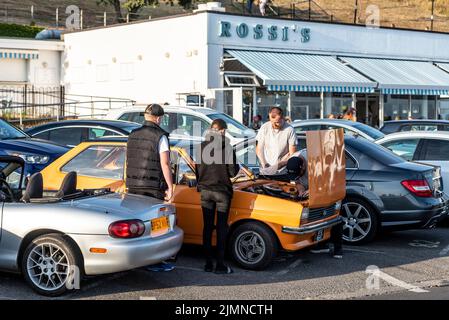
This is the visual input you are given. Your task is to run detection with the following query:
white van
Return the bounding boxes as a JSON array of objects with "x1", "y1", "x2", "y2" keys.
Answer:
[{"x1": 106, "y1": 105, "x2": 256, "y2": 145}]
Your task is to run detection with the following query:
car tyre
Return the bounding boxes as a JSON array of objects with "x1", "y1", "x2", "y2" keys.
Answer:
[
  {"x1": 341, "y1": 198, "x2": 378, "y2": 245},
  {"x1": 21, "y1": 233, "x2": 83, "y2": 297},
  {"x1": 229, "y1": 222, "x2": 278, "y2": 270}
]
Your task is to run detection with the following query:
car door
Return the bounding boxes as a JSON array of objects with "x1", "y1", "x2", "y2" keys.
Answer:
[
  {"x1": 171, "y1": 149, "x2": 203, "y2": 244},
  {"x1": 414, "y1": 138, "x2": 449, "y2": 193}
]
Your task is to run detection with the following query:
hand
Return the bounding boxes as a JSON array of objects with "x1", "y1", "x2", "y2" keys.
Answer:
[{"x1": 165, "y1": 187, "x2": 174, "y2": 201}]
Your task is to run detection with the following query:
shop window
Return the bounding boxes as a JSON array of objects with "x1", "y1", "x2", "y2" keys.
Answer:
[
  {"x1": 323, "y1": 93, "x2": 353, "y2": 118},
  {"x1": 383, "y1": 95, "x2": 409, "y2": 121},
  {"x1": 410, "y1": 96, "x2": 437, "y2": 120},
  {"x1": 291, "y1": 92, "x2": 321, "y2": 121},
  {"x1": 256, "y1": 91, "x2": 288, "y2": 122}
]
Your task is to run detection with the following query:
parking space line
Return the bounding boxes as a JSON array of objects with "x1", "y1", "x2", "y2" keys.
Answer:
[
  {"x1": 344, "y1": 247, "x2": 386, "y2": 254},
  {"x1": 175, "y1": 266, "x2": 206, "y2": 272},
  {"x1": 276, "y1": 259, "x2": 303, "y2": 276},
  {"x1": 439, "y1": 244, "x2": 449, "y2": 256}
]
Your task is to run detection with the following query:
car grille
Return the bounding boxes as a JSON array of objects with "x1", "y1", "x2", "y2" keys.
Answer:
[{"x1": 302, "y1": 204, "x2": 337, "y2": 224}]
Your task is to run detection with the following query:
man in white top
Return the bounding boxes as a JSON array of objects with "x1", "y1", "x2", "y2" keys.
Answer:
[{"x1": 256, "y1": 106, "x2": 297, "y2": 175}]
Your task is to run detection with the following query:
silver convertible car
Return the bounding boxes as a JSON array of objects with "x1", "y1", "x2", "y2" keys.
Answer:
[{"x1": 0, "y1": 156, "x2": 183, "y2": 296}]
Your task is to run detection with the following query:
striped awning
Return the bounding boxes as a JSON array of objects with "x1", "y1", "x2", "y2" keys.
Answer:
[
  {"x1": 0, "y1": 49, "x2": 39, "y2": 59},
  {"x1": 341, "y1": 57, "x2": 449, "y2": 95},
  {"x1": 226, "y1": 50, "x2": 376, "y2": 93}
]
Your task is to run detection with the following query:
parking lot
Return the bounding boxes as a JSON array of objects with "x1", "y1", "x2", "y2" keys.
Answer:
[{"x1": 2, "y1": 225, "x2": 449, "y2": 300}]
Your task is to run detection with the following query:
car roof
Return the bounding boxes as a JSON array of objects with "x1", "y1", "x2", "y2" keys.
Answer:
[
  {"x1": 26, "y1": 119, "x2": 141, "y2": 132},
  {"x1": 108, "y1": 105, "x2": 218, "y2": 116},
  {"x1": 292, "y1": 119, "x2": 360, "y2": 126},
  {"x1": 377, "y1": 130, "x2": 449, "y2": 141},
  {"x1": 383, "y1": 120, "x2": 449, "y2": 125}
]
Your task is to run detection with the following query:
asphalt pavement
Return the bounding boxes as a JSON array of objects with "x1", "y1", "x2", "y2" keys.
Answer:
[{"x1": 2, "y1": 225, "x2": 449, "y2": 300}]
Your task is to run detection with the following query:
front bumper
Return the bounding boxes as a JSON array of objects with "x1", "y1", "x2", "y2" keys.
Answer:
[
  {"x1": 70, "y1": 227, "x2": 184, "y2": 275},
  {"x1": 282, "y1": 216, "x2": 343, "y2": 235}
]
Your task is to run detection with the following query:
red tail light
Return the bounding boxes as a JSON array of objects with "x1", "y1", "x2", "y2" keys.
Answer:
[
  {"x1": 401, "y1": 180, "x2": 433, "y2": 197},
  {"x1": 109, "y1": 220, "x2": 145, "y2": 238}
]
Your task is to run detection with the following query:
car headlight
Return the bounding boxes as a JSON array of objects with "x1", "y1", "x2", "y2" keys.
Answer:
[{"x1": 6, "y1": 151, "x2": 49, "y2": 164}]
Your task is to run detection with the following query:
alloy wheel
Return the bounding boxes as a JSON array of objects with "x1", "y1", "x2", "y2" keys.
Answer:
[
  {"x1": 234, "y1": 231, "x2": 266, "y2": 265},
  {"x1": 341, "y1": 202, "x2": 372, "y2": 243}
]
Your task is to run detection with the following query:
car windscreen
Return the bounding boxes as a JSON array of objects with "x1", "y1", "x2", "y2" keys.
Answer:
[
  {"x1": 62, "y1": 145, "x2": 125, "y2": 179},
  {"x1": 352, "y1": 123, "x2": 385, "y2": 140},
  {"x1": 0, "y1": 119, "x2": 29, "y2": 139},
  {"x1": 347, "y1": 137, "x2": 405, "y2": 165},
  {"x1": 207, "y1": 113, "x2": 254, "y2": 139}
]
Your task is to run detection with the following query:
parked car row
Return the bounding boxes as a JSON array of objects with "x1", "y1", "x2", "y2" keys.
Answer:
[{"x1": 2, "y1": 110, "x2": 449, "y2": 297}]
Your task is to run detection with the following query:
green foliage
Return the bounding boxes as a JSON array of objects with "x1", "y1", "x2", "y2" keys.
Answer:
[{"x1": 0, "y1": 23, "x2": 44, "y2": 38}]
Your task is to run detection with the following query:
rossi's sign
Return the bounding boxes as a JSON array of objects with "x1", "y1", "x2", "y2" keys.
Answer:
[{"x1": 218, "y1": 21, "x2": 311, "y2": 43}]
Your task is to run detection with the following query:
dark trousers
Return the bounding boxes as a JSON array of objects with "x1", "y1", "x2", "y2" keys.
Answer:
[
  {"x1": 200, "y1": 190, "x2": 232, "y2": 266},
  {"x1": 330, "y1": 221, "x2": 343, "y2": 251},
  {"x1": 128, "y1": 188, "x2": 165, "y2": 200}
]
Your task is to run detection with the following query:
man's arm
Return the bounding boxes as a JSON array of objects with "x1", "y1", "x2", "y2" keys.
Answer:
[
  {"x1": 160, "y1": 150, "x2": 174, "y2": 201},
  {"x1": 256, "y1": 141, "x2": 268, "y2": 168}
]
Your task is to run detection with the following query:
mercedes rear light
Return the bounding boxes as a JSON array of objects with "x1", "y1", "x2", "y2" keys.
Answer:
[{"x1": 401, "y1": 180, "x2": 433, "y2": 198}]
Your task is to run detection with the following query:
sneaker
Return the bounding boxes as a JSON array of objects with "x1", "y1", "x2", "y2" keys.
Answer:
[
  {"x1": 310, "y1": 244, "x2": 330, "y2": 254},
  {"x1": 310, "y1": 248, "x2": 331, "y2": 254},
  {"x1": 333, "y1": 248, "x2": 343, "y2": 259},
  {"x1": 215, "y1": 265, "x2": 233, "y2": 274},
  {"x1": 204, "y1": 260, "x2": 214, "y2": 272},
  {"x1": 145, "y1": 262, "x2": 175, "y2": 272}
]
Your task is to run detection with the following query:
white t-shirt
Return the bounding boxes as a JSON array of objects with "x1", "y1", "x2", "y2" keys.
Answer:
[
  {"x1": 158, "y1": 135, "x2": 169, "y2": 153},
  {"x1": 256, "y1": 121, "x2": 297, "y2": 174}
]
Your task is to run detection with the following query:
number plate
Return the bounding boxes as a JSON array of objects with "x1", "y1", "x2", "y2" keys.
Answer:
[
  {"x1": 314, "y1": 229, "x2": 324, "y2": 242},
  {"x1": 151, "y1": 216, "x2": 169, "y2": 237}
]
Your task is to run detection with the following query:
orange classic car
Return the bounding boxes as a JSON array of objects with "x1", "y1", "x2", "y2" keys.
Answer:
[{"x1": 40, "y1": 130, "x2": 346, "y2": 270}]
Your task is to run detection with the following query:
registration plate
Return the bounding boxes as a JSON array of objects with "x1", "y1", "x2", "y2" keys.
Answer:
[
  {"x1": 314, "y1": 229, "x2": 324, "y2": 242},
  {"x1": 151, "y1": 216, "x2": 169, "y2": 237}
]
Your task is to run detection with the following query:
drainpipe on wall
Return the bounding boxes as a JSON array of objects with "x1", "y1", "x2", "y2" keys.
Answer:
[{"x1": 320, "y1": 91, "x2": 324, "y2": 119}]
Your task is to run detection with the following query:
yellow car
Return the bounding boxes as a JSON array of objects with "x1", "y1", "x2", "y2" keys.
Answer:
[{"x1": 41, "y1": 130, "x2": 346, "y2": 269}]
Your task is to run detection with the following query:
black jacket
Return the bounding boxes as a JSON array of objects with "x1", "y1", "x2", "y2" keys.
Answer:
[
  {"x1": 125, "y1": 121, "x2": 169, "y2": 191},
  {"x1": 195, "y1": 131, "x2": 240, "y2": 196}
]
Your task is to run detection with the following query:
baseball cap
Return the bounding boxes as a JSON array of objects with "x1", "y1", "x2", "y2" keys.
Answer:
[
  {"x1": 145, "y1": 104, "x2": 165, "y2": 116},
  {"x1": 287, "y1": 156, "x2": 305, "y2": 175}
]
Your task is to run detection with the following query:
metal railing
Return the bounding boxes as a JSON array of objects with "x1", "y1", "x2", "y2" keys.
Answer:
[{"x1": 0, "y1": 85, "x2": 135, "y2": 128}]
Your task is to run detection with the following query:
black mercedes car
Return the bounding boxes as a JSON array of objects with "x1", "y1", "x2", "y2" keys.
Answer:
[
  {"x1": 380, "y1": 120, "x2": 449, "y2": 134},
  {"x1": 25, "y1": 120, "x2": 141, "y2": 147},
  {"x1": 236, "y1": 135, "x2": 449, "y2": 244}
]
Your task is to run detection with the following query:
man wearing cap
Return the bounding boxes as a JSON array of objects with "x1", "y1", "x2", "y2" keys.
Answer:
[
  {"x1": 125, "y1": 104, "x2": 175, "y2": 272},
  {"x1": 125, "y1": 103, "x2": 173, "y2": 201}
]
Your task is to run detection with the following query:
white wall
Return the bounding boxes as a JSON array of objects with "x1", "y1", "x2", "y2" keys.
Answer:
[
  {"x1": 0, "y1": 38, "x2": 63, "y2": 87},
  {"x1": 63, "y1": 14, "x2": 209, "y2": 106},
  {"x1": 0, "y1": 59, "x2": 27, "y2": 82}
]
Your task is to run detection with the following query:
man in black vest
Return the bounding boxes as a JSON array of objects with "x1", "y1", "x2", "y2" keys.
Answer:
[
  {"x1": 125, "y1": 104, "x2": 175, "y2": 272},
  {"x1": 126, "y1": 103, "x2": 173, "y2": 201}
]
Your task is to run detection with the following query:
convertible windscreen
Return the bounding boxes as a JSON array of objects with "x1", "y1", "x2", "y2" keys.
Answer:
[{"x1": 62, "y1": 145, "x2": 126, "y2": 179}]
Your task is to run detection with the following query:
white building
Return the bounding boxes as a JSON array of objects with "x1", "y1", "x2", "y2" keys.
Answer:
[
  {"x1": 62, "y1": 4, "x2": 449, "y2": 127},
  {"x1": 0, "y1": 37, "x2": 63, "y2": 87}
]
